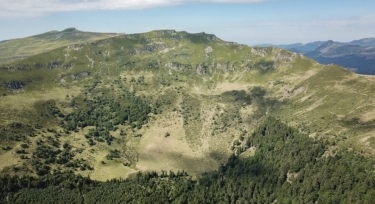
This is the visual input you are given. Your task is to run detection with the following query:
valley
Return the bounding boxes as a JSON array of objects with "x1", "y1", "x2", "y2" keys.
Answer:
[{"x1": 1, "y1": 29, "x2": 375, "y2": 203}]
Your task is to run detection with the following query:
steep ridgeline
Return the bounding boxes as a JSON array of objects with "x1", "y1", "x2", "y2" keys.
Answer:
[{"x1": 1, "y1": 29, "x2": 375, "y2": 187}]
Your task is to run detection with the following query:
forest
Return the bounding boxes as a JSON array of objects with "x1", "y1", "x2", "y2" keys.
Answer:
[{"x1": 1, "y1": 117, "x2": 375, "y2": 203}]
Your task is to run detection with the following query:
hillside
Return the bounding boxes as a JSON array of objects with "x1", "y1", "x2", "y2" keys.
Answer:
[
  {"x1": 1, "y1": 29, "x2": 375, "y2": 202},
  {"x1": 0, "y1": 28, "x2": 120, "y2": 64}
]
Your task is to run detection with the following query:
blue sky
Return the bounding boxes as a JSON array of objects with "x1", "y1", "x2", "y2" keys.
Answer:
[{"x1": 1, "y1": 0, "x2": 375, "y2": 45}]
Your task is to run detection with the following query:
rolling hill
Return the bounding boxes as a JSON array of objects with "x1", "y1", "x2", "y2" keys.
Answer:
[{"x1": 0, "y1": 28, "x2": 121, "y2": 65}]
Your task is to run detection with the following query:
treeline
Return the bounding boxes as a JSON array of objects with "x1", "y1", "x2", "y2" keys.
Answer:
[
  {"x1": 0, "y1": 171, "x2": 96, "y2": 192},
  {"x1": 2, "y1": 117, "x2": 375, "y2": 203},
  {"x1": 62, "y1": 91, "x2": 151, "y2": 145}
]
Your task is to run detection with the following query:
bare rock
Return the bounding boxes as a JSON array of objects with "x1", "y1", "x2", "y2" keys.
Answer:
[
  {"x1": 47, "y1": 61, "x2": 59, "y2": 69},
  {"x1": 205, "y1": 46, "x2": 213, "y2": 54},
  {"x1": 134, "y1": 44, "x2": 167, "y2": 54},
  {"x1": 71, "y1": 72, "x2": 90, "y2": 80},
  {"x1": 63, "y1": 62, "x2": 72, "y2": 69},
  {"x1": 165, "y1": 62, "x2": 190, "y2": 71},
  {"x1": 2, "y1": 81, "x2": 25, "y2": 89}
]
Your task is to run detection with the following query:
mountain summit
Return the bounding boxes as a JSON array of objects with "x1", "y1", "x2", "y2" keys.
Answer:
[{"x1": 0, "y1": 28, "x2": 120, "y2": 64}]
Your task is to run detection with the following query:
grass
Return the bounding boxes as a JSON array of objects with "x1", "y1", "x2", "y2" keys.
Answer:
[
  {"x1": 0, "y1": 28, "x2": 119, "y2": 64},
  {"x1": 136, "y1": 111, "x2": 218, "y2": 176},
  {"x1": 2, "y1": 29, "x2": 375, "y2": 180}
]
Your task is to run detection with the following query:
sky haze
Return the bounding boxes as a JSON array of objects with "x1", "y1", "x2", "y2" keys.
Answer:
[{"x1": 1, "y1": 0, "x2": 374, "y2": 45}]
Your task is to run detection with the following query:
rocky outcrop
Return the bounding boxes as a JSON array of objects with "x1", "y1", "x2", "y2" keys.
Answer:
[
  {"x1": 275, "y1": 52, "x2": 298, "y2": 62},
  {"x1": 33, "y1": 63, "x2": 44, "y2": 68},
  {"x1": 195, "y1": 64, "x2": 209, "y2": 75},
  {"x1": 271, "y1": 48, "x2": 299, "y2": 68},
  {"x1": 165, "y1": 61, "x2": 240, "y2": 74},
  {"x1": 165, "y1": 62, "x2": 190, "y2": 71},
  {"x1": 67, "y1": 45, "x2": 83, "y2": 51},
  {"x1": 213, "y1": 62, "x2": 230, "y2": 70},
  {"x1": 47, "y1": 61, "x2": 59, "y2": 69},
  {"x1": 170, "y1": 35, "x2": 191, "y2": 40},
  {"x1": 63, "y1": 62, "x2": 72, "y2": 69},
  {"x1": 169, "y1": 33, "x2": 218, "y2": 41},
  {"x1": 86, "y1": 55, "x2": 95, "y2": 67},
  {"x1": 10, "y1": 65, "x2": 26, "y2": 70},
  {"x1": 2, "y1": 81, "x2": 25, "y2": 89},
  {"x1": 71, "y1": 72, "x2": 90, "y2": 80},
  {"x1": 238, "y1": 45, "x2": 245, "y2": 49},
  {"x1": 153, "y1": 30, "x2": 176, "y2": 35},
  {"x1": 151, "y1": 30, "x2": 218, "y2": 41},
  {"x1": 205, "y1": 35, "x2": 217, "y2": 41},
  {"x1": 218, "y1": 42, "x2": 237, "y2": 46},
  {"x1": 205, "y1": 46, "x2": 213, "y2": 54},
  {"x1": 134, "y1": 44, "x2": 167, "y2": 54},
  {"x1": 251, "y1": 47, "x2": 270, "y2": 57}
]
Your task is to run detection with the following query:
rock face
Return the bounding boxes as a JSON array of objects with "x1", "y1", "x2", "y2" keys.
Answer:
[
  {"x1": 251, "y1": 47, "x2": 270, "y2": 57},
  {"x1": 71, "y1": 72, "x2": 90, "y2": 80},
  {"x1": 213, "y1": 62, "x2": 230, "y2": 70},
  {"x1": 195, "y1": 64, "x2": 208, "y2": 75},
  {"x1": 63, "y1": 62, "x2": 72, "y2": 69},
  {"x1": 165, "y1": 62, "x2": 190, "y2": 71},
  {"x1": 153, "y1": 30, "x2": 176, "y2": 35},
  {"x1": 134, "y1": 44, "x2": 167, "y2": 54},
  {"x1": 2, "y1": 81, "x2": 25, "y2": 89},
  {"x1": 205, "y1": 46, "x2": 213, "y2": 54},
  {"x1": 47, "y1": 61, "x2": 59, "y2": 69}
]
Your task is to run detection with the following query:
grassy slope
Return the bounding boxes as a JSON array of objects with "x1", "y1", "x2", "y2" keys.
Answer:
[
  {"x1": 0, "y1": 28, "x2": 120, "y2": 64},
  {"x1": 1, "y1": 30, "x2": 375, "y2": 180}
]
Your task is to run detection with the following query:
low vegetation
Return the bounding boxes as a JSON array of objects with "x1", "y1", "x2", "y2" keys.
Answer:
[
  {"x1": 1, "y1": 29, "x2": 375, "y2": 202},
  {"x1": 1, "y1": 118, "x2": 374, "y2": 203}
]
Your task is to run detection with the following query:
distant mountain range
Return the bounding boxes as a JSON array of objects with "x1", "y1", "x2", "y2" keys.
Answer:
[{"x1": 258, "y1": 38, "x2": 375, "y2": 75}]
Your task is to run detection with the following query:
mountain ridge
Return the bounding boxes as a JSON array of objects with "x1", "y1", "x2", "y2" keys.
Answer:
[
  {"x1": 259, "y1": 38, "x2": 375, "y2": 75},
  {"x1": 0, "y1": 28, "x2": 121, "y2": 65},
  {"x1": 1, "y1": 29, "x2": 375, "y2": 183}
]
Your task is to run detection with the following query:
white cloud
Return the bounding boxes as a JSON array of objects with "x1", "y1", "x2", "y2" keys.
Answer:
[{"x1": 0, "y1": 0, "x2": 270, "y2": 18}]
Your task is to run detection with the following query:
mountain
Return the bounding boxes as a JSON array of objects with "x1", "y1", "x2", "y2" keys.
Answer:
[
  {"x1": 304, "y1": 40, "x2": 375, "y2": 74},
  {"x1": 1, "y1": 29, "x2": 375, "y2": 203},
  {"x1": 348, "y1": 38, "x2": 375, "y2": 46},
  {"x1": 275, "y1": 41, "x2": 327, "y2": 53},
  {"x1": 262, "y1": 38, "x2": 375, "y2": 75},
  {"x1": 0, "y1": 28, "x2": 120, "y2": 64}
]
